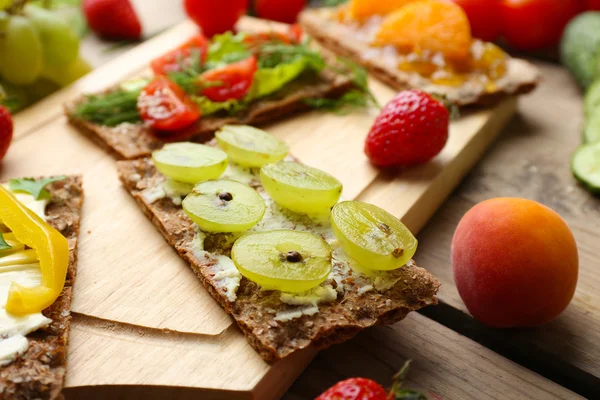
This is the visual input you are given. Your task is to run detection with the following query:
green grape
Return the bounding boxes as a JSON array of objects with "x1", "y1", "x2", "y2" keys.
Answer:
[
  {"x1": 331, "y1": 201, "x2": 417, "y2": 271},
  {"x1": 260, "y1": 161, "x2": 343, "y2": 214},
  {"x1": 152, "y1": 143, "x2": 228, "y2": 184},
  {"x1": 232, "y1": 230, "x2": 332, "y2": 293},
  {"x1": 215, "y1": 125, "x2": 289, "y2": 167},
  {"x1": 183, "y1": 179, "x2": 266, "y2": 233},
  {"x1": 24, "y1": 4, "x2": 79, "y2": 67},
  {"x1": 0, "y1": 15, "x2": 43, "y2": 85},
  {"x1": 42, "y1": 55, "x2": 91, "y2": 87}
]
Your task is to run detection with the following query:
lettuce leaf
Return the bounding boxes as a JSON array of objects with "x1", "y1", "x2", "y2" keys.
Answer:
[
  {"x1": 192, "y1": 96, "x2": 244, "y2": 116},
  {"x1": 206, "y1": 32, "x2": 251, "y2": 68},
  {"x1": 248, "y1": 57, "x2": 307, "y2": 99}
]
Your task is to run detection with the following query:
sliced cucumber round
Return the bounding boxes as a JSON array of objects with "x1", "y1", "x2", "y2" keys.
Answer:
[
  {"x1": 584, "y1": 80, "x2": 600, "y2": 117},
  {"x1": 584, "y1": 111, "x2": 600, "y2": 143},
  {"x1": 572, "y1": 142, "x2": 600, "y2": 194}
]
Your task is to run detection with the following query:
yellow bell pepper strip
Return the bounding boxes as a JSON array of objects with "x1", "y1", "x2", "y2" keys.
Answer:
[{"x1": 0, "y1": 186, "x2": 69, "y2": 315}]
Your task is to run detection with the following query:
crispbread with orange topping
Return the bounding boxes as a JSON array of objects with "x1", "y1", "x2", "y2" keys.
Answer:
[{"x1": 300, "y1": 6, "x2": 539, "y2": 107}]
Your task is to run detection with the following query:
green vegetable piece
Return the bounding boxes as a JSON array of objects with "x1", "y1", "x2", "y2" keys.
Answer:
[
  {"x1": 584, "y1": 111, "x2": 600, "y2": 143},
  {"x1": 585, "y1": 80, "x2": 600, "y2": 118},
  {"x1": 561, "y1": 12, "x2": 600, "y2": 89},
  {"x1": 72, "y1": 89, "x2": 141, "y2": 126},
  {"x1": 206, "y1": 32, "x2": 251, "y2": 68},
  {"x1": 249, "y1": 57, "x2": 307, "y2": 99},
  {"x1": 572, "y1": 142, "x2": 600, "y2": 194},
  {"x1": 0, "y1": 232, "x2": 12, "y2": 251},
  {"x1": 9, "y1": 176, "x2": 67, "y2": 200}
]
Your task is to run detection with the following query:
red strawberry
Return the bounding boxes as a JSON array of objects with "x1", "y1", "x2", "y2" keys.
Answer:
[
  {"x1": 315, "y1": 377, "x2": 388, "y2": 400},
  {"x1": 83, "y1": 0, "x2": 142, "y2": 41},
  {"x1": 365, "y1": 90, "x2": 449, "y2": 167},
  {"x1": 0, "y1": 105, "x2": 14, "y2": 160}
]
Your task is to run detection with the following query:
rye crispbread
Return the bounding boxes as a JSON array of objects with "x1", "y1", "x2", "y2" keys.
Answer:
[
  {"x1": 116, "y1": 158, "x2": 439, "y2": 362},
  {"x1": 299, "y1": 7, "x2": 539, "y2": 107},
  {"x1": 66, "y1": 68, "x2": 353, "y2": 160},
  {"x1": 0, "y1": 176, "x2": 83, "y2": 400}
]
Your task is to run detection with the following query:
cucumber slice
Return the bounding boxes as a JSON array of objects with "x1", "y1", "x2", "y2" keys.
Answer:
[
  {"x1": 584, "y1": 111, "x2": 600, "y2": 143},
  {"x1": 572, "y1": 142, "x2": 600, "y2": 194},
  {"x1": 584, "y1": 80, "x2": 600, "y2": 117}
]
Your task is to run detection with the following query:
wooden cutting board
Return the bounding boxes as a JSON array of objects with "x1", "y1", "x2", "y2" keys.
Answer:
[{"x1": 4, "y1": 18, "x2": 518, "y2": 399}]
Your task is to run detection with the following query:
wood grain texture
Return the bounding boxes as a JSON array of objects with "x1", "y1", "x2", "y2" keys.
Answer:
[
  {"x1": 0, "y1": 17, "x2": 564, "y2": 400},
  {"x1": 411, "y1": 61, "x2": 600, "y2": 386},
  {"x1": 283, "y1": 313, "x2": 581, "y2": 400}
]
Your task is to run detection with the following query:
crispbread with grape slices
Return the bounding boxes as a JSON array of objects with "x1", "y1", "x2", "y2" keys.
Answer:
[
  {"x1": 116, "y1": 157, "x2": 439, "y2": 362},
  {"x1": 0, "y1": 176, "x2": 83, "y2": 399},
  {"x1": 299, "y1": 7, "x2": 539, "y2": 107},
  {"x1": 65, "y1": 65, "x2": 353, "y2": 161}
]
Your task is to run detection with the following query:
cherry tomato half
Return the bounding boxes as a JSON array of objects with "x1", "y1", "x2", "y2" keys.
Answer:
[
  {"x1": 200, "y1": 56, "x2": 258, "y2": 102},
  {"x1": 254, "y1": 0, "x2": 307, "y2": 24},
  {"x1": 449, "y1": 0, "x2": 502, "y2": 42},
  {"x1": 150, "y1": 35, "x2": 209, "y2": 76},
  {"x1": 184, "y1": 0, "x2": 248, "y2": 37},
  {"x1": 138, "y1": 76, "x2": 201, "y2": 131},
  {"x1": 500, "y1": 0, "x2": 582, "y2": 51},
  {"x1": 0, "y1": 105, "x2": 13, "y2": 160}
]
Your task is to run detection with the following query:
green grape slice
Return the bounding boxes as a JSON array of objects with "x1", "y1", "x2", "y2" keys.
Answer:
[
  {"x1": 331, "y1": 201, "x2": 417, "y2": 271},
  {"x1": 231, "y1": 230, "x2": 332, "y2": 293},
  {"x1": 260, "y1": 161, "x2": 343, "y2": 214},
  {"x1": 216, "y1": 125, "x2": 289, "y2": 167},
  {"x1": 152, "y1": 142, "x2": 228, "y2": 184},
  {"x1": 182, "y1": 179, "x2": 266, "y2": 233}
]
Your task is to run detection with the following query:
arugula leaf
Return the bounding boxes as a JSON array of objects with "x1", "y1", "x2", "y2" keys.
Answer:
[
  {"x1": 0, "y1": 233, "x2": 11, "y2": 251},
  {"x1": 9, "y1": 176, "x2": 67, "y2": 200}
]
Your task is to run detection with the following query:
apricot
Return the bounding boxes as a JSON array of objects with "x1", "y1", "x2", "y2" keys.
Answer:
[{"x1": 451, "y1": 198, "x2": 578, "y2": 328}]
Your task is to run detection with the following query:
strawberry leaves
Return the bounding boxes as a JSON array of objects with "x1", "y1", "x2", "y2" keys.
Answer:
[{"x1": 9, "y1": 176, "x2": 66, "y2": 200}]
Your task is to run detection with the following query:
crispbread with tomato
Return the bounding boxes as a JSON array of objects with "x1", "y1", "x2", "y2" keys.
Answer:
[
  {"x1": 65, "y1": 25, "x2": 361, "y2": 160},
  {"x1": 0, "y1": 176, "x2": 83, "y2": 400},
  {"x1": 300, "y1": 1, "x2": 539, "y2": 107}
]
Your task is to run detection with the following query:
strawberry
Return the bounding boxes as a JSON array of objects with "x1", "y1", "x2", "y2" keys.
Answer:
[
  {"x1": 83, "y1": 0, "x2": 142, "y2": 41},
  {"x1": 315, "y1": 377, "x2": 388, "y2": 400},
  {"x1": 0, "y1": 105, "x2": 13, "y2": 160},
  {"x1": 364, "y1": 90, "x2": 449, "y2": 167}
]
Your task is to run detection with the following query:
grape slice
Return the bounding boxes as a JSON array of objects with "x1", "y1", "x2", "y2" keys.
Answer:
[
  {"x1": 231, "y1": 230, "x2": 332, "y2": 293},
  {"x1": 260, "y1": 161, "x2": 343, "y2": 214},
  {"x1": 152, "y1": 142, "x2": 228, "y2": 184},
  {"x1": 216, "y1": 125, "x2": 289, "y2": 167},
  {"x1": 182, "y1": 179, "x2": 266, "y2": 233},
  {"x1": 331, "y1": 201, "x2": 417, "y2": 271}
]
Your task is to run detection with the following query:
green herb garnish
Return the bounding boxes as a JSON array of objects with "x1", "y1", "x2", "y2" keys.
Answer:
[
  {"x1": 389, "y1": 360, "x2": 428, "y2": 400},
  {"x1": 0, "y1": 232, "x2": 11, "y2": 251},
  {"x1": 9, "y1": 176, "x2": 67, "y2": 201},
  {"x1": 71, "y1": 89, "x2": 142, "y2": 126}
]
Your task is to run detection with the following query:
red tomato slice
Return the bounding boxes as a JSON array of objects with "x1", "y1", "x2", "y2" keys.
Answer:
[
  {"x1": 150, "y1": 35, "x2": 209, "y2": 76},
  {"x1": 288, "y1": 24, "x2": 304, "y2": 43},
  {"x1": 138, "y1": 76, "x2": 201, "y2": 131},
  {"x1": 200, "y1": 56, "x2": 258, "y2": 102}
]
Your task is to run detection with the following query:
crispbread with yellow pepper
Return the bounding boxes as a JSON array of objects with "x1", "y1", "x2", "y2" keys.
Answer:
[
  {"x1": 300, "y1": 6, "x2": 539, "y2": 107},
  {"x1": 0, "y1": 176, "x2": 83, "y2": 400},
  {"x1": 116, "y1": 156, "x2": 439, "y2": 362}
]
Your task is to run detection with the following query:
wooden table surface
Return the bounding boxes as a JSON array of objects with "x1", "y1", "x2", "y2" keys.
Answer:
[{"x1": 63, "y1": 20, "x2": 598, "y2": 400}]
